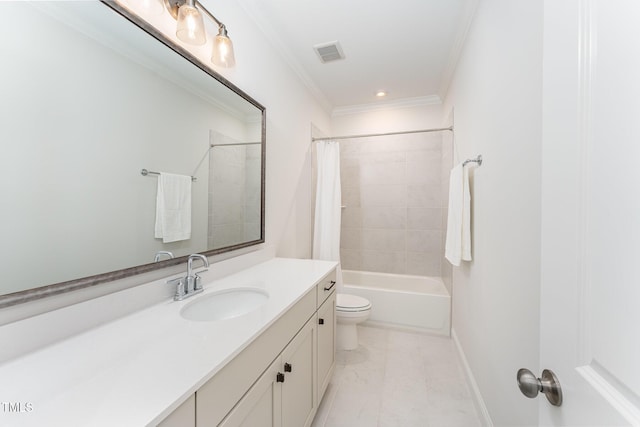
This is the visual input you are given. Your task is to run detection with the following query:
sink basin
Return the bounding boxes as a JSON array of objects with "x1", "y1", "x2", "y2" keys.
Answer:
[{"x1": 180, "y1": 287, "x2": 269, "y2": 322}]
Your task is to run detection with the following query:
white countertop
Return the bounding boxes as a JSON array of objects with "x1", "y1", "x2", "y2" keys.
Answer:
[{"x1": 0, "y1": 258, "x2": 337, "y2": 427}]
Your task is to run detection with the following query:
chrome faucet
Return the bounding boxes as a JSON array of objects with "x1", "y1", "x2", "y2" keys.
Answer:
[
  {"x1": 168, "y1": 254, "x2": 209, "y2": 301},
  {"x1": 154, "y1": 251, "x2": 174, "y2": 262}
]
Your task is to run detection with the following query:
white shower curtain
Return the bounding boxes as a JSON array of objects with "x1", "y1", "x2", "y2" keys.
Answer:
[{"x1": 312, "y1": 140, "x2": 344, "y2": 292}]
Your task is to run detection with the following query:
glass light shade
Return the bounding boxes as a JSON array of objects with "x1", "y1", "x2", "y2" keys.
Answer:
[
  {"x1": 176, "y1": 4, "x2": 206, "y2": 45},
  {"x1": 136, "y1": 0, "x2": 164, "y2": 15},
  {"x1": 211, "y1": 32, "x2": 235, "y2": 68}
]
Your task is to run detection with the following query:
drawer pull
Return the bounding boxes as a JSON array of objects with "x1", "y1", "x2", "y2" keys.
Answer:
[
  {"x1": 324, "y1": 280, "x2": 336, "y2": 291},
  {"x1": 284, "y1": 363, "x2": 292, "y2": 373},
  {"x1": 276, "y1": 372, "x2": 285, "y2": 383},
  {"x1": 318, "y1": 318, "x2": 325, "y2": 325}
]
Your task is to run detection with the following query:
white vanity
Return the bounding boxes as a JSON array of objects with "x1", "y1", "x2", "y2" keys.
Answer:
[{"x1": 0, "y1": 258, "x2": 337, "y2": 427}]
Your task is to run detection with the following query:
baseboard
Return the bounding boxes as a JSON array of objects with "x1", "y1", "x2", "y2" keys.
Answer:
[
  {"x1": 361, "y1": 320, "x2": 450, "y2": 337},
  {"x1": 451, "y1": 328, "x2": 494, "y2": 427}
]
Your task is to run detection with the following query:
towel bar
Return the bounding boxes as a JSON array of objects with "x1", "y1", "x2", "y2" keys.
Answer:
[
  {"x1": 463, "y1": 155, "x2": 482, "y2": 167},
  {"x1": 141, "y1": 169, "x2": 197, "y2": 181}
]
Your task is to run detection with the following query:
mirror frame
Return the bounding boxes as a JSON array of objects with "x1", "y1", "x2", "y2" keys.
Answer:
[{"x1": 0, "y1": 0, "x2": 266, "y2": 308}]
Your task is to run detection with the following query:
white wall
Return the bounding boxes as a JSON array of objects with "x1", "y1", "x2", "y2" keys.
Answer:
[
  {"x1": 442, "y1": 0, "x2": 543, "y2": 425},
  {"x1": 331, "y1": 101, "x2": 443, "y2": 137}
]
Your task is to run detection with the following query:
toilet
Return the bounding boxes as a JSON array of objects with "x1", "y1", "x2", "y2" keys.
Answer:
[{"x1": 335, "y1": 293, "x2": 372, "y2": 350}]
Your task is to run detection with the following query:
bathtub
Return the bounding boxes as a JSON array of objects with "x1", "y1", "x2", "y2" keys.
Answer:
[{"x1": 341, "y1": 270, "x2": 451, "y2": 336}]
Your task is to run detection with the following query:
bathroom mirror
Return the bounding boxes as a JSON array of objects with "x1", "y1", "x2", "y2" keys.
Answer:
[{"x1": 0, "y1": 1, "x2": 265, "y2": 307}]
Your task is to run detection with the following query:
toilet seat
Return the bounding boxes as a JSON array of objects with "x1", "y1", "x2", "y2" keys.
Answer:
[{"x1": 336, "y1": 293, "x2": 371, "y2": 312}]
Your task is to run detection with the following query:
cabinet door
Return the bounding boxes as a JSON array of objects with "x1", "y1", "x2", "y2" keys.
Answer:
[
  {"x1": 281, "y1": 318, "x2": 317, "y2": 427},
  {"x1": 157, "y1": 394, "x2": 195, "y2": 427},
  {"x1": 317, "y1": 291, "x2": 336, "y2": 400},
  {"x1": 218, "y1": 358, "x2": 282, "y2": 427}
]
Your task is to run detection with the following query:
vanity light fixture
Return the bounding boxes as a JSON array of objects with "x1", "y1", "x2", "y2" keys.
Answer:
[
  {"x1": 131, "y1": 0, "x2": 165, "y2": 16},
  {"x1": 164, "y1": 0, "x2": 236, "y2": 67}
]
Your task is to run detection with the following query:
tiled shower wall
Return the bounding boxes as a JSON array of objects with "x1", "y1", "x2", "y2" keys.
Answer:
[
  {"x1": 339, "y1": 132, "x2": 448, "y2": 276},
  {"x1": 208, "y1": 143, "x2": 261, "y2": 250}
]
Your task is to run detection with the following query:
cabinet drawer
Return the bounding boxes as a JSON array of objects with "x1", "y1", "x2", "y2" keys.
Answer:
[{"x1": 316, "y1": 270, "x2": 337, "y2": 308}]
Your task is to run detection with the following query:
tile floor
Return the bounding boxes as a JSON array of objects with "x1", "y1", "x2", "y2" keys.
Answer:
[{"x1": 311, "y1": 325, "x2": 482, "y2": 427}]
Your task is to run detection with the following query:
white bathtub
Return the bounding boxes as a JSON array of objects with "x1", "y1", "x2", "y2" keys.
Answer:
[{"x1": 341, "y1": 270, "x2": 451, "y2": 336}]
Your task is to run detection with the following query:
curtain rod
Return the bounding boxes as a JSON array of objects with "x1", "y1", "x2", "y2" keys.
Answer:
[
  {"x1": 311, "y1": 126, "x2": 453, "y2": 142},
  {"x1": 210, "y1": 142, "x2": 261, "y2": 147}
]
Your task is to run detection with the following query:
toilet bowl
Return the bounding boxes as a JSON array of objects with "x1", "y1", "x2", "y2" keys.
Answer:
[{"x1": 336, "y1": 293, "x2": 372, "y2": 351}]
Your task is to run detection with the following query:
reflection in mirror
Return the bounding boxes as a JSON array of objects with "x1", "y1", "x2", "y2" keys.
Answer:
[
  {"x1": 0, "y1": 1, "x2": 265, "y2": 306},
  {"x1": 209, "y1": 132, "x2": 262, "y2": 250}
]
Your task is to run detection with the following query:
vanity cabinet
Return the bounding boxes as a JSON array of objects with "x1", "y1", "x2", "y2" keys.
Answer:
[
  {"x1": 193, "y1": 268, "x2": 336, "y2": 427},
  {"x1": 157, "y1": 394, "x2": 195, "y2": 427},
  {"x1": 217, "y1": 355, "x2": 281, "y2": 426},
  {"x1": 317, "y1": 290, "x2": 336, "y2": 399},
  {"x1": 219, "y1": 318, "x2": 317, "y2": 427}
]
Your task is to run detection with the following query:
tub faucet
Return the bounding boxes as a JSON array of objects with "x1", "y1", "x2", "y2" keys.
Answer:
[{"x1": 168, "y1": 254, "x2": 209, "y2": 301}]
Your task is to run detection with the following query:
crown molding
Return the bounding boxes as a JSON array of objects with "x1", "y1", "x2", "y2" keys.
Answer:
[
  {"x1": 236, "y1": 0, "x2": 333, "y2": 114},
  {"x1": 439, "y1": 0, "x2": 480, "y2": 99},
  {"x1": 331, "y1": 95, "x2": 442, "y2": 117}
]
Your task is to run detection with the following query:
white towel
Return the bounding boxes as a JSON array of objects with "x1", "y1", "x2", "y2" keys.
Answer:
[
  {"x1": 445, "y1": 164, "x2": 472, "y2": 266},
  {"x1": 154, "y1": 172, "x2": 192, "y2": 243}
]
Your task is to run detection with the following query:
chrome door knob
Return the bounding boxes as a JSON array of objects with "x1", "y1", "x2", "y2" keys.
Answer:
[{"x1": 517, "y1": 368, "x2": 563, "y2": 407}]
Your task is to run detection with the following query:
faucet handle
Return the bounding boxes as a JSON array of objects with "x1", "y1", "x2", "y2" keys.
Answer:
[
  {"x1": 194, "y1": 275, "x2": 203, "y2": 291},
  {"x1": 167, "y1": 277, "x2": 187, "y2": 301},
  {"x1": 175, "y1": 281, "x2": 186, "y2": 300},
  {"x1": 168, "y1": 277, "x2": 188, "y2": 300},
  {"x1": 167, "y1": 277, "x2": 184, "y2": 286}
]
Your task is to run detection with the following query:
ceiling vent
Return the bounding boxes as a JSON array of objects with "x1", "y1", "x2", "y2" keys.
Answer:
[{"x1": 314, "y1": 41, "x2": 345, "y2": 63}]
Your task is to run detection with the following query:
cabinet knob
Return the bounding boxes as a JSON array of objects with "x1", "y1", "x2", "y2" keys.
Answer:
[
  {"x1": 276, "y1": 372, "x2": 285, "y2": 383},
  {"x1": 318, "y1": 318, "x2": 325, "y2": 325},
  {"x1": 284, "y1": 363, "x2": 292, "y2": 373}
]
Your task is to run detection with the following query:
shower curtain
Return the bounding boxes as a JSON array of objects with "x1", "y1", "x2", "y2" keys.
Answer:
[{"x1": 312, "y1": 140, "x2": 344, "y2": 292}]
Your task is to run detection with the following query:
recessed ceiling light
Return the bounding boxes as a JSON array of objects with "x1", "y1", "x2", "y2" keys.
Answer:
[{"x1": 375, "y1": 90, "x2": 387, "y2": 98}]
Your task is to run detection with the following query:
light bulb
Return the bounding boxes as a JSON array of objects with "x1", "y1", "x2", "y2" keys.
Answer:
[
  {"x1": 211, "y1": 26, "x2": 235, "y2": 67},
  {"x1": 138, "y1": 0, "x2": 164, "y2": 15},
  {"x1": 176, "y1": 3, "x2": 206, "y2": 45}
]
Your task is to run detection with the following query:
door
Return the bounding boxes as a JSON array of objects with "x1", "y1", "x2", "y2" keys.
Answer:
[{"x1": 540, "y1": 1, "x2": 640, "y2": 425}]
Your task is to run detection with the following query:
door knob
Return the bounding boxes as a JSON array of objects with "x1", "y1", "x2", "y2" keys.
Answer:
[{"x1": 517, "y1": 368, "x2": 562, "y2": 407}]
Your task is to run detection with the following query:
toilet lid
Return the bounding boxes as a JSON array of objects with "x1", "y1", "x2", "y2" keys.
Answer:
[{"x1": 336, "y1": 293, "x2": 371, "y2": 312}]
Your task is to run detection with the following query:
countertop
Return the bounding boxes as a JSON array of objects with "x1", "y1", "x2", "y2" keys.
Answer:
[{"x1": 0, "y1": 257, "x2": 337, "y2": 427}]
